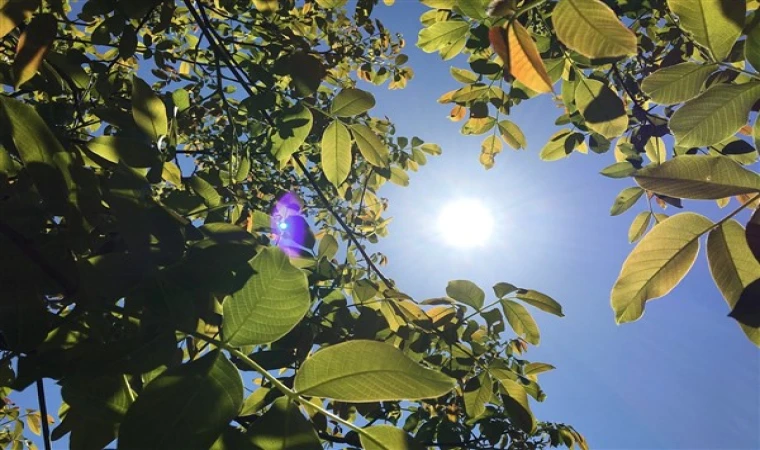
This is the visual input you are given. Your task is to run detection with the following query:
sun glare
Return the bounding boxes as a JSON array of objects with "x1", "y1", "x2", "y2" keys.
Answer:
[{"x1": 437, "y1": 199, "x2": 494, "y2": 248}]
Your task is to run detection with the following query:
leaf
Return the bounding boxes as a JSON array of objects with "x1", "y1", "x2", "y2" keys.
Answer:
[
  {"x1": 315, "y1": 0, "x2": 347, "y2": 8},
  {"x1": 271, "y1": 105, "x2": 313, "y2": 163},
  {"x1": 539, "y1": 129, "x2": 573, "y2": 161},
  {"x1": 189, "y1": 175, "x2": 221, "y2": 207},
  {"x1": 611, "y1": 213, "x2": 713, "y2": 324},
  {"x1": 552, "y1": 0, "x2": 637, "y2": 58},
  {"x1": 494, "y1": 376, "x2": 535, "y2": 433},
  {"x1": 640, "y1": 63, "x2": 717, "y2": 105},
  {"x1": 493, "y1": 282, "x2": 518, "y2": 298},
  {"x1": 118, "y1": 351, "x2": 243, "y2": 450},
  {"x1": 360, "y1": 425, "x2": 425, "y2": 450},
  {"x1": 523, "y1": 362, "x2": 555, "y2": 376},
  {"x1": 505, "y1": 21, "x2": 553, "y2": 93},
  {"x1": 0, "y1": 0, "x2": 38, "y2": 39},
  {"x1": 171, "y1": 89, "x2": 190, "y2": 112},
  {"x1": 600, "y1": 161, "x2": 636, "y2": 178},
  {"x1": 86, "y1": 136, "x2": 159, "y2": 168},
  {"x1": 730, "y1": 280, "x2": 760, "y2": 332},
  {"x1": 446, "y1": 280, "x2": 485, "y2": 309},
  {"x1": 463, "y1": 372, "x2": 491, "y2": 419},
  {"x1": 746, "y1": 22, "x2": 760, "y2": 71},
  {"x1": 669, "y1": 82, "x2": 760, "y2": 148},
  {"x1": 645, "y1": 137, "x2": 666, "y2": 165},
  {"x1": 610, "y1": 186, "x2": 644, "y2": 216},
  {"x1": 575, "y1": 78, "x2": 628, "y2": 139},
  {"x1": 321, "y1": 120, "x2": 352, "y2": 188},
  {"x1": 132, "y1": 76, "x2": 167, "y2": 141},
  {"x1": 748, "y1": 208, "x2": 760, "y2": 264},
  {"x1": 12, "y1": 13, "x2": 56, "y2": 89},
  {"x1": 389, "y1": 166, "x2": 410, "y2": 186},
  {"x1": 628, "y1": 211, "x2": 652, "y2": 243},
  {"x1": 634, "y1": 156, "x2": 760, "y2": 200},
  {"x1": 450, "y1": 66, "x2": 479, "y2": 83},
  {"x1": 707, "y1": 220, "x2": 760, "y2": 345},
  {"x1": 25, "y1": 412, "x2": 41, "y2": 435},
  {"x1": 498, "y1": 120, "x2": 526, "y2": 149},
  {"x1": 223, "y1": 247, "x2": 310, "y2": 347},
  {"x1": 479, "y1": 134, "x2": 503, "y2": 169},
  {"x1": 667, "y1": 0, "x2": 745, "y2": 62},
  {"x1": 293, "y1": 340, "x2": 456, "y2": 402},
  {"x1": 331, "y1": 88, "x2": 376, "y2": 117},
  {"x1": 350, "y1": 124, "x2": 389, "y2": 167},
  {"x1": 318, "y1": 234, "x2": 339, "y2": 259},
  {"x1": 500, "y1": 299, "x2": 540, "y2": 345},
  {"x1": 246, "y1": 398, "x2": 321, "y2": 450},
  {"x1": 0, "y1": 96, "x2": 73, "y2": 215},
  {"x1": 418, "y1": 20, "x2": 469, "y2": 59},
  {"x1": 513, "y1": 289, "x2": 564, "y2": 317}
]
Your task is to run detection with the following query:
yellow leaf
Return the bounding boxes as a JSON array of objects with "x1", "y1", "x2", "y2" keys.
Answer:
[
  {"x1": 506, "y1": 21, "x2": 553, "y2": 93},
  {"x1": 552, "y1": 0, "x2": 636, "y2": 58},
  {"x1": 26, "y1": 411, "x2": 41, "y2": 435},
  {"x1": 479, "y1": 135, "x2": 503, "y2": 169},
  {"x1": 0, "y1": 0, "x2": 38, "y2": 39},
  {"x1": 449, "y1": 105, "x2": 466, "y2": 121},
  {"x1": 13, "y1": 13, "x2": 56, "y2": 89}
]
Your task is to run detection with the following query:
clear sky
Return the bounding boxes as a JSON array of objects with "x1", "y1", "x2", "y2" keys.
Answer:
[{"x1": 370, "y1": 2, "x2": 760, "y2": 449}]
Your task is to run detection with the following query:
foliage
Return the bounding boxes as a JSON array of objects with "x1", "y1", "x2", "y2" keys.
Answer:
[
  {"x1": 419, "y1": 0, "x2": 760, "y2": 346},
  {"x1": 0, "y1": 0, "x2": 585, "y2": 449}
]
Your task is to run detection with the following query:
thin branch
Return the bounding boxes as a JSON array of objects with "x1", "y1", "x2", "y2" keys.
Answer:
[{"x1": 35, "y1": 380, "x2": 52, "y2": 450}]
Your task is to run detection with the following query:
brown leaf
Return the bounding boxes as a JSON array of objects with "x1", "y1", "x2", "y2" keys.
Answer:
[
  {"x1": 13, "y1": 13, "x2": 57, "y2": 89},
  {"x1": 506, "y1": 21, "x2": 553, "y2": 93},
  {"x1": 449, "y1": 105, "x2": 466, "y2": 122}
]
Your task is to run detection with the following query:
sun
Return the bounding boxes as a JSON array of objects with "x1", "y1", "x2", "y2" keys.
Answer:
[{"x1": 437, "y1": 198, "x2": 494, "y2": 248}]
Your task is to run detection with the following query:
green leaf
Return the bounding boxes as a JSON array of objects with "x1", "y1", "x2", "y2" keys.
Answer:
[
  {"x1": 600, "y1": 161, "x2": 636, "y2": 178},
  {"x1": 271, "y1": 105, "x2": 313, "y2": 163},
  {"x1": 552, "y1": 0, "x2": 637, "y2": 58},
  {"x1": 246, "y1": 397, "x2": 321, "y2": 450},
  {"x1": 463, "y1": 372, "x2": 491, "y2": 419},
  {"x1": 494, "y1": 376, "x2": 536, "y2": 433},
  {"x1": 493, "y1": 282, "x2": 518, "y2": 298},
  {"x1": 118, "y1": 351, "x2": 243, "y2": 450},
  {"x1": 417, "y1": 20, "x2": 469, "y2": 58},
  {"x1": 523, "y1": 362, "x2": 555, "y2": 376},
  {"x1": 539, "y1": 129, "x2": 573, "y2": 161},
  {"x1": 360, "y1": 425, "x2": 425, "y2": 450},
  {"x1": 640, "y1": 63, "x2": 717, "y2": 105},
  {"x1": 321, "y1": 120, "x2": 352, "y2": 188},
  {"x1": 628, "y1": 211, "x2": 652, "y2": 243},
  {"x1": 611, "y1": 213, "x2": 713, "y2": 324},
  {"x1": 706, "y1": 220, "x2": 760, "y2": 346},
  {"x1": 634, "y1": 156, "x2": 760, "y2": 200},
  {"x1": 455, "y1": 0, "x2": 486, "y2": 20},
  {"x1": 171, "y1": 88, "x2": 190, "y2": 112},
  {"x1": 610, "y1": 186, "x2": 644, "y2": 216},
  {"x1": 746, "y1": 22, "x2": 760, "y2": 71},
  {"x1": 389, "y1": 166, "x2": 410, "y2": 186},
  {"x1": 318, "y1": 234, "x2": 339, "y2": 260},
  {"x1": 446, "y1": 280, "x2": 485, "y2": 309},
  {"x1": 0, "y1": 96, "x2": 73, "y2": 215},
  {"x1": 669, "y1": 82, "x2": 760, "y2": 148},
  {"x1": 86, "y1": 136, "x2": 159, "y2": 168},
  {"x1": 132, "y1": 75, "x2": 167, "y2": 141},
  {"x1": 513, "y1": 289, "x2": 564, "y2": 317},
  {"x1": 575, "y1": 78, "x2": 628, "y2": 139},
  {"x1": 479, "y1": 134, "x2": 503, "y2": 169},
  {"x1": 331, "y1": 88, "x2": 376, "y2": 117},
  {"x1": 450, "y1": 66, "x2": 479, "y2": 83},
  {"x1": 223, "y1": 247, "x2": 310, "y2": 347},
  {"x1": 315, "y1": 0, "x2": 347, "y2": 8},
  {"x1": 350, "y1": 124, "x2": 389, "y2": 167},
  {"x1": 293, "y1": 340, "x2": 456, "y2": 402},
  {"x1": 498, "y1": 120, "x2": 526, "y2": 150},
  {"x1": 667, "y1": 0, "x2": 745, "y2": 62},
  {"x1": 189, "y1": 175, "x2": 221, "y2": 208},
  {"x1": 500, "y1": 299, "x2": 540, "y2": 345},
  {"x1": 645, "y1": 137, "x2": 666, "y2": 165}
]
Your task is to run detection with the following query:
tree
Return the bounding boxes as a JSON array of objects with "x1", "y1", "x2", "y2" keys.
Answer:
[
  {"x1": 419, "y1": 0, "x2": 760, "y2": 347},
  {"x1": 0, "y1": 0, "x2": 585, "y2": 448}
]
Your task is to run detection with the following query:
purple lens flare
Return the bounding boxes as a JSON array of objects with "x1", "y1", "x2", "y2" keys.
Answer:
[{"x1": 271, "y1": 192, "x2": 310, "y2": 256}]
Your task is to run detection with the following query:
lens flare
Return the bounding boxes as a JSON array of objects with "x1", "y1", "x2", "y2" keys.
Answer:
[{"x1": 271, "y1": 192, "x2": 308, "y2": 256}]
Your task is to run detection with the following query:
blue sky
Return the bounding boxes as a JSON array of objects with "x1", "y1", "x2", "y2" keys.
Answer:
[{"x1": 370, "y1": 2, "x2": 760, "y2": 449}]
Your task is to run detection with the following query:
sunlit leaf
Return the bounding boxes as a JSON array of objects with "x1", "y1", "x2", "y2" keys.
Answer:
[
  {"x1": 505, "y1": 21, "x2": 553, "y2": 93},
  {"x1": 667, "y1": 0, "x2": 745, "y2": 62},
  {"x1": 498, "y1": 120, "x2": 526, "y2": 150},
  {"x1": 492, "y1": 376, "x2": 535, "y2": 433},
  {"x1": 293, "y1": 340, "x2": 456, "y2": 402},
  {"x1": 634, "y1": 156, "x2": 760, "y2": 200},
  {"x1": 523, "y1": 362, "x2": 555, "y2": 376},
  {"x1": 271, "y1": 105, "x2": 313, "y2": 163},
  {"x1": 611, "y1": 213, "x2": 713, "y2": 324},
  {"x1": 331, "y1": 88, "x2": 376, "y2": 117},
  {"x1": 552, "y1": 0, "x2": 636, "y2": 58},
  {"x1": 463, "y1": 372, "x2": 491, "y2": 419},
  {"x1": 321, "y1": 120, "x2": 352, "y2": 188},
  {"x1": 575, "y1": 78, "x2": 628, "y2": 139},
  {"x1": 446, "y1": 279, "x2": 485, "y2": 310},
  {"x1": 132, "y1": 76, "x2": 167, "y2": 142},
  {"x1": 539, "y1": 129, "x2": 573, "y2": 161},
  {"x1": 600, "y1": 161, "x2": 636, "y2": 179},
  {"x1": 418, "y1": 20, "x2": 469, "y2": 60},
  {"x1": 628, "y1": 212, "x2": 652, "y2": 243},
  {"x1": 500, "y1": 299, "x2": 540, "y2": 345},
  {"x1": 513, "y1": 289, "x2": 564, "y2": 317},
  {"x1": 641, "y1": 63, "x2": 717, "y2": 105},
  {"x1": 610, "y1": 186, "x2": 644, "y2": 216},
  {"x1": 351, "y1": 124, "x2": 389, "y2": 168},
  {"x1": 223, "y1": 247, "x2": 310, "y2": 347},
  {"x1": 360, "y1": 425, "x2": 425, "y2": 450},
  {"x1": 479, "y1": 134, "x2": 503, "y2": 169},
  {"x1": 246, "y1": 397, "x2": 321, "y2": 450}
]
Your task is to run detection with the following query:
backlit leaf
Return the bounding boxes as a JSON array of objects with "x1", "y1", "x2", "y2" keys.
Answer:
[
  {"x1": 641, "y1": 63, "x2": 717, "y2": 105},
  {"x1": 575, "y1": 78, "x2": 628, "y2": 139},
  {"x1": 506, "y1": 21, "x2": 553, "y2": 93},
  {"x1": 12, "y1": 13, "x2": 56, "y2": 89},
  {"x1": 223, "y1": 247, "x2": 310, "y2": 347},
  {"x1": 321, "y1": 120, "x2": 352, "y2": 188},
  {"x1": 118, "y1": 351, "x2": 243, "y2": 450},
  {"x1": 500, "y1": 299, "x2": 540, "y2": 345},
  {"x1": 351, "y1": 124, "x2": 389, "y2": 167},
  {"x1": 611, "y1": 213, "x2": 713, "y2": 324},
  {"x1": 669, "y1": 82, "x2": 760, "y2": 148},
  {"x1": 493, "y1": 376, "x2": 535, "y2": 433},
  {"x1": 523, "y1": 362, "x2": 555, "y2": 376},
  {"x1": 610, "y1": 186, "x2": 644, "y2": 216},
  {"x1": 498, "y1": 120, "x2": 526, "y2": 149},
  {"x1": 634, "y1": 156, "x2": 760, "y2": 200},
  {"x1": 539, "y1": 129, "x2": 573, "y2": 161},
  {"x1": 360, "y1": 425, "x2": 425, "y2": 450},
  {"x1": 600, "y1": 161, "x2": 636, "y2": 179},
  {"x1": 132, "y1": 76, "x2": 167, "y2": 141},
  {"x1": 271, "y1": 105, "x2": 313, "y2": 163},
  {"x1": 463, "y1": 372, "x2": 491, "y2": 419},
  {"x1": 446, "y1": 279, "x2": 485, "y2": 310},
  {"x1": 552, "y1": 0, "x2": 636, "y2": 58},
  {"x1": 479, "y1": 134, "x2": 503, "y2": 169},
  {"x1": 667, "y1": 0, "x2": 745, "y2": 62},
  {"x1": 331, "y1": 88, "x2": 376, "y2": 117},
  {"x1": 418, "y1": 20, "x2": 469, "y2": 59},
  {"x1": 246, "y1": 397, "x2": 321, "y2": 450},
  {"x1": 293, "y1": 340, "x2": 456, "y2": 402},
  {"x1": 513, "y1": 289, "x2": 564, "y2": 317},
  {"x1": 628, "y1": 212, "x2": 652, "y2": 243}
]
